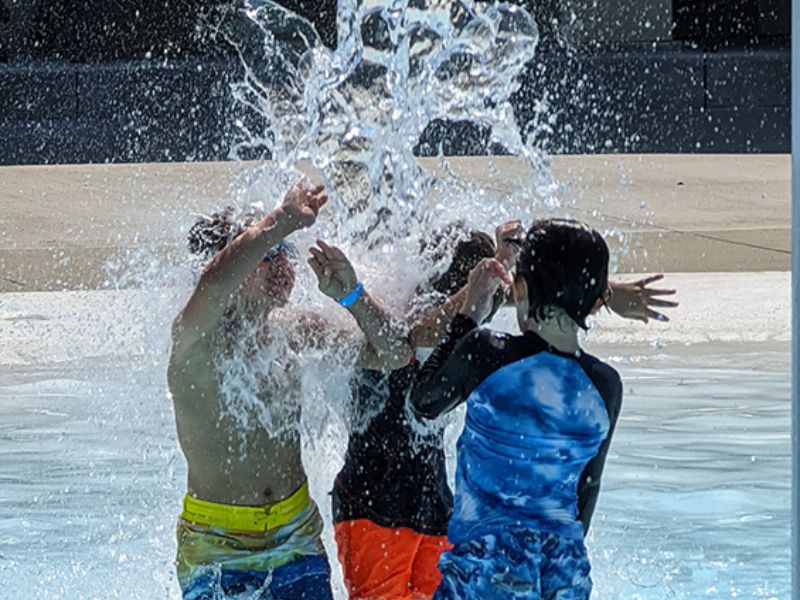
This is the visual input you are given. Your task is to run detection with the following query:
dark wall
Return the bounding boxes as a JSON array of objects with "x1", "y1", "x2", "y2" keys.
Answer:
[
  {"x1": 0, "y1": 0, "x2": 790, "y2": 164},
  {"x1": 673, "y1": 0, "x2": 790, "y2": 47},
  {"x1": 0, "y1": 0, "x2": 336, "y2": 62}
]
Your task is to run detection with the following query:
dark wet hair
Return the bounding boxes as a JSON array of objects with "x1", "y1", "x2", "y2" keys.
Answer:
[
  {"x1": 427, "y1": 229, "x2": 495, "y2": 296},
  {"x1": 187, "y1": 206, "x2": 241, "y2": 261},
  {"x1": 517, "y1": 218, "x2": 609, "y2": 330}
]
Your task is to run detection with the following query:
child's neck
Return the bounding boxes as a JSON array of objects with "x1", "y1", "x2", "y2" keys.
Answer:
[{"x1": 522, "y1": 318, "x2": 581, "y2": 355}]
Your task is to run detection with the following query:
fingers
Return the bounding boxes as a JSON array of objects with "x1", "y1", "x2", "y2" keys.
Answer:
[
  {"x1": 646, "y1": 308, "x2": 670, "y2": 322},
  {"x1": 293, "y1": 175, "x2": 310, "y2": 189},
  {"x1": 497, "y1": 219, "x2": 522, "y2": 233},
  {"x1": 316, "y1": 239, "x2": 335, "y2": 259},
  {"x1": 644, "y1": 288, "x2": 677, "y2": 296},
  {"x1": 308, "y1": 256, "x2": 333, "y2": 290},
  {"x1": 496, "y1": 220, "x2": 524, "y2": 245},
  {"x1": 308, "y1": 245, "x2": 326, "y2": 263},
  {"x1": 308, "y1": 192, "x2": 328, "y2": 213},
  {"x1": 489, "y1": 261, "x2": 513, "y2": 287},
  {"x1": 473, "y1": 258, "x2": 512, "y2": 288},
  {"x1": 308, "y1": 256, "x2": 322, "y2": 276},
  {"x1": 646, "y1": 298, "x2": 680, "y2": 308},
  {"x1": 310, "y1": 242, "x2": 352, "y2": 285},
  {"x1": 316, "y1": 239, "x2": 348, "y2": 262},
  {"x1": 307, "y1": 256, "x2": 326, "y2": 284},
  {"x1": 304, "y1": 185, "x2": 327, "y2": 216},
  {"x1": 636, "y1": 274, "x2": 665, "y2": 286}
]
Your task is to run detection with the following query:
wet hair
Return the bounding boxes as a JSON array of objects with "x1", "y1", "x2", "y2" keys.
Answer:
[
  {"x1": 187, "y1": 204, "x2": 276, "y2": 263},
  {"x1": 517, "y1": 218, "x2": 609, "y2": 330},
  {"x1": 187, "y1": 206, "x2": 241, "y2": 261},
  {"x1": 427, "y1": 229, "x2": 495, "y2": 296}
]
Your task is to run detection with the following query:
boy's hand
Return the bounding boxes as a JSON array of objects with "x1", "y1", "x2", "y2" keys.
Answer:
[
  {"x1": 278, "y1": 178, "x2": 328, "y2": 230},
  {"x1": 461, "y1": 258, "x2": 512, "y2": 324},
  {"x1": 495, "y1": 220, "x2": 524, "y2": 271},
  {"x1": 308, "y1": 240, "x2": 359, "y2": 303},
  {"x1": 607, "y1": 274, "x2": 678, "y2": 323}
]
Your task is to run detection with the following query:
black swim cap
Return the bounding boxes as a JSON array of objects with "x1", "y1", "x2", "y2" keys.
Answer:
[{"x1": 517, "y1": 218, "x2": 609, "y2": 330}]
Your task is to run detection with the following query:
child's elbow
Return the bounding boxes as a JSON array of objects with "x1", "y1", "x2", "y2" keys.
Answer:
[
  {"x1": 410, "y1": 395, "x2": 438, "y2": 420},
  {"x1": 387, "y1": 345, "x2": 414, "y2": 370}
]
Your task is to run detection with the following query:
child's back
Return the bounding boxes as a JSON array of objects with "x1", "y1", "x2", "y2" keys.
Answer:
[
  {"x1": 443, "y1": 327, "x2": 621, "y2": 544},
  {"x1": 412, "y1": 219, "x2": 622, "y2": 599}
]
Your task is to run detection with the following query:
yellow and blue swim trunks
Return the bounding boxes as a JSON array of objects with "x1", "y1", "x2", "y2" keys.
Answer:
[{"x1": 176, "y1": 482, "x2": 333, "y2": 599}]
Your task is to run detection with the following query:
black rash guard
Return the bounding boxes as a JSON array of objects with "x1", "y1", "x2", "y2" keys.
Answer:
[
  {"x1": 331, "y1": 361, "x2": 452, "y2": 536},
  {"x1": 411, "y1": 314, "x2": 623, "y2": 536}
]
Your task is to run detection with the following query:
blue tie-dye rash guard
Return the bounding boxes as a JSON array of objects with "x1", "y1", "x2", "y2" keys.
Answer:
[
  {"x1": 411, "y1": 314, "x2": 623, "y2": 541},
  {"x1": 450, "y1": 352, "x2": 610, "y2": 543}
]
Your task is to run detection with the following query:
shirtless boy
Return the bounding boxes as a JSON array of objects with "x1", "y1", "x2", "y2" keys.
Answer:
[{"x1": 168, "y1": 178, "x2": 409, "y2": 599}]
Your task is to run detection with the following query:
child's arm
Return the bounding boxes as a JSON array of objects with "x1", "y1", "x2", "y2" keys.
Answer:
[
  {"x1": 408, "y1": 285, "x2": 470, "y2": 349},
  {"x1": 577, "y1": 369, "x2": 624, "y2": 535},
  {"x1": 410, "y1": 220, "x2": 521, "y2": 347},
  {"x1": 410, "y1": 314, "x2": 484, "y2": 418},
  {"x1": 411, "y1": 258, "x2": 511, "y2": 418},
  {"x1": 308, "y1": 240, "x2": 412, "y2": 371},
  {"x1": 173, "y1": 180, "x2": 326, "y2": 350}
]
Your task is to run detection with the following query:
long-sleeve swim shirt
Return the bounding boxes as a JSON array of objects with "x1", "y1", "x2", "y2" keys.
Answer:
[
  {"x1": 332, "y1": 361, "x2": 452, "y2": 536},
  {"x1": 410, "y1": 314, "x2": 623, "y2": 543}
]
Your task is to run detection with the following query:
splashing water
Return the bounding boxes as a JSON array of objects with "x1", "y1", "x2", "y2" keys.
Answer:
[
  {"x1": 146, "y1": 2, "x2": 563, "y2": 596},
  {"x1": 226, "y1": 0, "x2": 552, "y2": 241},
  {"x1": 192, "y1": 0, "x2": 559, "y2": 449},
  {"x1": 15, "y1": 2, "x2": 789, "y2": 600}
]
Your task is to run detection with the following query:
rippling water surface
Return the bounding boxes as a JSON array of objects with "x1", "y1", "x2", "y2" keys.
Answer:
[
  {"x1": 0, "y1": 288, "x2": 790, "y2": 599},
  {"x1": 592, "y1": 354, "x2": 789, "y2": 600}
]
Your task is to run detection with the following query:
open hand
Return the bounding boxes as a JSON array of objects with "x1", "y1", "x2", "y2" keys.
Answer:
[
  {"x1": 495, "y1": 219, "x2": 525, "y2": 271},
  {"x1": 308, "y1": 240, "x2": 359, "y2": 303},
  {"x1": 607, "y1": 274, "x2": 678, "y2": 323},
  {"x1": 461, "y1": 258, "x2": 512, "y2": 324},
  {"x1": 279, "y1": 177, "x2": 328, "y2": 230}
]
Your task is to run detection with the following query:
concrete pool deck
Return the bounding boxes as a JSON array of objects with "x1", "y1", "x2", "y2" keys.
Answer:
[{"x1": 0, "y1": 154, "x2": 791, "y2": 292}]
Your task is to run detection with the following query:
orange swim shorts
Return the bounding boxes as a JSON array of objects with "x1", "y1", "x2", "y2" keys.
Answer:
[{"x1": 334, "y1": 519, "x2": 452, "y2": 600}]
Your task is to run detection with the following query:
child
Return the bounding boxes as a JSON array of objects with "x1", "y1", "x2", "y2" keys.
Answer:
[
  {"x1": 410, "y1": 218, "x2": 623, "y2": 599},
  {"x1": 331, "y1": 226, "x2": 508, "y2": 600}
]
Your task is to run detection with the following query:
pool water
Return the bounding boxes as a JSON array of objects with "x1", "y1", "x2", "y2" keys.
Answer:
[{"x1": 0, "y1": 275, "x2": 790, "y2": 599}]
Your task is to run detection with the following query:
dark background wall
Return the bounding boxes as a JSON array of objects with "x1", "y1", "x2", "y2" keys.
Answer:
[{"x1": 0, "y1": 0, "x2": 790, "y2": 165}]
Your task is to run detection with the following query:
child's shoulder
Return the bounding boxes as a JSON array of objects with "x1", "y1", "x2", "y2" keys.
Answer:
[
  {"x1": 577, "y1": 351, "x2": 622, "y2": 398},
  {"x1": 467, "y1": 327, "x2": 518, "y2": 351}
]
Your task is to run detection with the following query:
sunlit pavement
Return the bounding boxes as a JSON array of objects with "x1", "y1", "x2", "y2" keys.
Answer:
[{"x1": 0, "y1": 155, "x2": 790, "y2": 292}]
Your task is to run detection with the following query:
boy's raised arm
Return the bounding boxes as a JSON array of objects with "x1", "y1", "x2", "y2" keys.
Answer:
[
  {"x1": 411, "y1": 258, "x2": 512, "y2": 418},
  {"x1": 308, "y1": 240, "x2": 412, "y2": 370},
  {"x1": 174, "y1": 180, "x2": 327, "y2": 348}
]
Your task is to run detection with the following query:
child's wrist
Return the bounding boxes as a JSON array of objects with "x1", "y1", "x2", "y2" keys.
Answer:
[{"x1": 337, "y1": 282, "x2": 364, "y2": 307}]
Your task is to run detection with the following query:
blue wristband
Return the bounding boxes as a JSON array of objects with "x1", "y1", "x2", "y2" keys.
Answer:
[{"x1": 337, "y1": 282, "x2": 364, "y2": 307}]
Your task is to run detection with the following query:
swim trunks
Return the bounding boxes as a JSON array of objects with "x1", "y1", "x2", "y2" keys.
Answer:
[
  {"x1": 433, "y1": 528, "x2": 592, "y2": 600},
  {"x1": 176, "y1": 481, "x2": 333, "y2": 600},
  {"x1": 334, "y1": 518, "x2": 451, "y2": 599}
]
